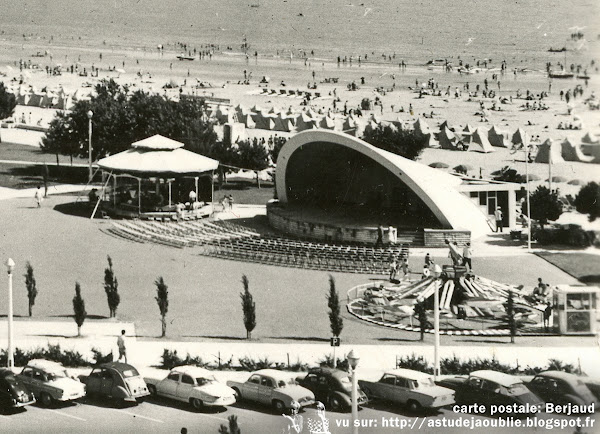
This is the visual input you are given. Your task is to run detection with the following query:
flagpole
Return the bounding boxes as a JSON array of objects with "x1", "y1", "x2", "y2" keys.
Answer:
[{"x1": 526, "y1": 144, "x2": 532, "y2": 251}]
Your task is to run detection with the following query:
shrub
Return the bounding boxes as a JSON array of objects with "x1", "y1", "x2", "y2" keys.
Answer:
[
  {"x1": 159, "y1": 349, "x2": 206, "y2": 370},
  {"x1": 396, "y1": 354, "x2": 433, "y2": 374},
  {"x1": 238, "y1": 356, "x2": 274, "y2": 371},
  {"x1": 317, "y1": 355, "x2": 349, "y2": 371},
  {"x1": 533, "y1": 225, "x2": 595, "y2": 247}
]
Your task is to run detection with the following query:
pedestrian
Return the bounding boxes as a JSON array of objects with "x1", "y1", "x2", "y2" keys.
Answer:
[
  {"x1": 425, "y1": 253, "x2": 433, "y2": 267},
  {"x1": 221, "y1": 195, "x2": 229, "y2": 211},
  {"x1": 228, "y1": 194, "x2": 234, "y2": 210},
  {"x1": 117, "y1": 330, "x2": 127, "y2": 363},
  {"x1": 387, "y1": 224, "x2": 397, "y2": 246},
  {"x1": 422, "y1": 264, "x2": 431, "y2": 279},
  {"x1": 462, "y1": 242, "x2": 473, "y2": 270},
  {"x1": 34, "y1": 185, "x2": 43, "y2": 208},
  {"x1": 375, "y1": 224, "x2": 384, "y2": 249},
  {"x1": 188, "y1": 189, "x2": 197, "y2": 203},
  {"x1": 389, "y1": 257, "x2": 398, "y2": 281},
  {"x1": 494, "y1": 207, "x2": 504, "y2": 232},
  {"x1": 401, "y1": 258, "x2": 409, "y2": 278}
]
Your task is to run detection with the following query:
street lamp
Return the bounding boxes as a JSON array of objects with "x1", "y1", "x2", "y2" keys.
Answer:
[
  {"x1": 431, "y1": 263, "x2": 443, "y2": 380},
  {"x1": 87, "y1": 110, "x2": 93, "y2": 183},
  {"x1": 347, "y1": 349, "x2": 360, "y2": 434},
  {"x1": 5, "y1": 258, "x2": 15, "y2": 369}
]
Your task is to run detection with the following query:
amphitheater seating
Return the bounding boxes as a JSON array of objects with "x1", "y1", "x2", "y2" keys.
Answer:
[{"x1": 105, "y1": 219, "x2": 409, "y2": 274}]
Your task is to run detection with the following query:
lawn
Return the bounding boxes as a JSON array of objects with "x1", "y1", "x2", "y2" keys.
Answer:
[
  {"x1": 535, "y1": 252, "x2": 600, "y2": 284},
  {"x1": 214, "y1": 178, "x2": 275, "y2": 205}
]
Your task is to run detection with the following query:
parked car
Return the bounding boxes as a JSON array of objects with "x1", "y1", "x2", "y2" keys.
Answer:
[
  {"x1": 227, "y1": 369, "x2": 315, "y2": 413},
  {"x1": 437, "y1": 370, "x2": 543, "y2": 412},
  {"x1": 144, "y1": 366, "x2": 236, "y2": 410},
  {"x1": 17, "y1": 360, "x2": 85, "y2": 407},
  {"x1": 359, "y1": 368, "x2": 455, "y2": 412},
  {"x1": 583, "y1": 378, "x2": 600, "y2": 402},
  {"x1": 296, "y1": 367, "x2": 368, "y2": 412},
  {"x1": 525, "y1": 371, "x2": 598, "y2": 408},
  {"x1": 0, "y1": 369, "x2": 35, "y2": 411},
  {"x1": 79, "y1": 362, "x2": 149, "y2": 405}
]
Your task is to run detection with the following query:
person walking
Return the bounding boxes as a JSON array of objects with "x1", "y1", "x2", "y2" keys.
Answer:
[
  {"x1": 401, "y1": 258, "x2": 409, "y2": 279},
  {"x1": 425, "y1": 253, "x2": 433, "y2": 267},
  {"x1": 494, "y1": 207, "x2": 504, "y2": 232},
  {"x1": 117, "y1": 330, "x2": 127, "y2": 363},
  {"x1": 389, "y1": 257, "x2": 398, "y2": 281},
  {"x1": 462, "y1": 242, "x2": 473, "y2": 270},
  {"x1": 375, "y1": 224, "x2": 384, "y2": 249},
  {"x1": 34, "y1": 185, "x2": 43, "y2": 208}
]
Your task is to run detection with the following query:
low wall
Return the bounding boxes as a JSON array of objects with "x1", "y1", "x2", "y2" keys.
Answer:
[{"x1": 423, "y1": 229, "x2": 471, "y2": 247}]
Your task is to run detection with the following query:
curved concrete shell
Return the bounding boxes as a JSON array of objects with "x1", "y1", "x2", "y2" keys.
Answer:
[{"x1": 276, "y1": 130, "x2": 490, "y2": 238}]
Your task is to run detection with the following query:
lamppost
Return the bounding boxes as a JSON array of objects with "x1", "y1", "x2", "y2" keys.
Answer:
[
  {"x1": 87, "y1": 110, "x2": 93, "y2": 183},
  {"x1": 347, "y1": 349, "x2": 360, "y2": 434},
  {"x1": 432, "y1": 263, "x2": 442, "y2": 380},
  {"x1": 6, "y1": 258, "x2": 15, "y2": 368}
]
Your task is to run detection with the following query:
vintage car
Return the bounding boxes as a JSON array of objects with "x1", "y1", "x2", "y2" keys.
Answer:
[
  {"x1": 79, "y1": 362, "x2": 150, "y2": 405},
  {"x1": 525, "y1": 371, "x2": 598, "y2": 408},
  {"x1": 144, "y1": 365, "x2": 236, "y2": 410},
  {"x1": 437, "y1": 370, "x2": 543, "y2": 411},
  {"x1": 0, "y1": 369, "x2": 36, "y2": 411},
  {"x1": 359, "y1": 368, "x2": 455, "y2": 412},
  {"x1": 17, "y1": 359, "x2": 85, "y2": 407},
  {"x1": 227, "y1": 369, "x2": 315, "y2": 413},
  {"x1": 296, "y1": 367, "x2": 368, "y2": 412}
]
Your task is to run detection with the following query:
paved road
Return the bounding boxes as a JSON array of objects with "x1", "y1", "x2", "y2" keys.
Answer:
[{"x1": 1, "y1": 395, "x2": 594, "y2": 434}]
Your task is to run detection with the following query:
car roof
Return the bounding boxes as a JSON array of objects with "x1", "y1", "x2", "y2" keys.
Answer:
[
  {"x1": 253, "y1": 369, "x2": 292, "y2": 381},
  {"x1": 536, "y1": 371, "x2": 578, "y2": 382},
  {"x1": 309, "y1": 367, "x2": 349, "y2": 378},
  {"x1": 98, "y1": 362, "x2": 138, "y2": 372},
  {"x1": 0, "y1": 369, "x2": 15, "y2": 377},
  {"x1": 172, "y1": 365, "x2": 213, "y2": 377},
  {"x1": 470, "y1": 370, "x2": 522, "y2": 387},
  {"x1": 26, "y1": 359, "x2": 67, "y2": 372},
  {"x1": 384, "y1": 369, "x2": 433, "y2": 381}
]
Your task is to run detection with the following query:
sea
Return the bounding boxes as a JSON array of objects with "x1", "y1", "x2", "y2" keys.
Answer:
[{"x1": 1, "y1": 0, "x2": 599, "y2": 69}]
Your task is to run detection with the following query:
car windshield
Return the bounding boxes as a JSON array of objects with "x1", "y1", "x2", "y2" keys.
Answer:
[
  {"x1": 122, "y1": 369, "x2": 139, "y2": 378},
  {"x1": 416, "y1": 378, "x2": 435, "y2": 388},
  {"x1": 47, "y1": 370, "x2": 69, "y2": 381},
  {"x1": 277, "y1": 378, "x2": 296, "y2": 387},
  {"x1": 196, "y1": 376, "x2": 216, "y2": 386},
  {"x1": 507, "y1": 383, "x2": 528, "y2": 395}
]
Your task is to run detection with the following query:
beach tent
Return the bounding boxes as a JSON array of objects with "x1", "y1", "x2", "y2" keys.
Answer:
[
  {"x1": 580, "y1": 143, "x2": 600, "y2": 163},
  {"x1": 560, "y1": 139, "x2": 594, "y2": 163},
  {"x1": 468, "y1": 128, "x2": 494, "y2": 153},
  {"x1": 243, "y1": 114, "x2": 256, "y2": 129},
  {"x1": 295, "y1": 112, "x2": 318, "y2": 131},
  {"x1": 439, "y1": 127, "x2": 459, "y2": 150},
  {"x1": 463, "y1": 124, "x2": 476, "y2": 135},
  {"x1": 511, "y1": 128, "x2": 528, "y2": 148},
  {"x1": 413, "y1": 118, "x2": 431, "y2": 136},
  {"x1": 342, "y1": 116, "x2": 356, "y2": 132},
  {"x1": 274, "y1": 115, "x2": 295, "y2": 132},
  {"x1": 438, "y1": 120, "x2": 456, "y2": 132},
  {"x1": 535, "y1": 139, "x2": 564, "y2": 164},
  {"x1": 488, "y1": 125, "x2": 509, "y2": 147},
  {"x1": 319, "y1": 115, "x2": 336, "y2": 130},
  {"x1": 581, "y1": 132, "x2": 599, "y2": 145},
  {"x1": 364, "y1": 120, "x2": 380, "y2": 134}
]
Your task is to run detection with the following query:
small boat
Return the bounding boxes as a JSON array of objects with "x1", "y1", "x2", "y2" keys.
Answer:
[
  {"x1": 549, "y1": 71, "x2": 574, "y2": 79},
  {"x1": 548, "y1": 47, "x2": 566, "y2": 53},
  {"x1": 577, "y1": 75, "x2": 590, "y2": 80},
  {"x1": 176, "y1": 55, "x2": 195, "y2": 61}
]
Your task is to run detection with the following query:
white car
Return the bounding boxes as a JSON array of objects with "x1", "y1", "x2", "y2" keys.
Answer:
[
  {"x1": 144, "y1": 366, "x2": 236, "y2": 410},
  {"x1": 17, "y1": 359, "x2": 86, "y2": 407}
]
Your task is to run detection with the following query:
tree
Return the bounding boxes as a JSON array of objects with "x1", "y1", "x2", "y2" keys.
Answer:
[
  {"x1": 574, "y1": 182, "x2": 600, "y2": 222},
  {"x1": 155, "y1": 277, "x2": 169, "y2": 337},
  {"x1": 0, "y1": 82, "x2": 17, "y2": 120},
  {"x1": 413, "y1": 299, "x2": 429, "y2": 342},
  {"x1": 327, "y1": 275, "x2": 343, "y2": 368},
  {"x1": 361, "y1": 125, "x2": 427, "y2": 161},
  {"x1": 240, "y1": 275, "x2": 256, "y2": 339},
  {"x1": 505, "y1": 290, "x2": 516, "y2": 344},
  {"x1": 522, "y1": 186, "x2": 563, "y2": 228},
  {"x1": 492, "y1": 166, "x2": 526, "y2": 183},
  {"x1": 104, "y1": 256, "x2": 121, "y2": 318},
  {"x1": 237, "y1": 139, "x2": 270, "y2": 188},
  {"x1": 24, "y1": 262, "x2": 38, "y2": 317},
  {"x1": 72, "y1": 282, "x2": 87, "y2": 337}
]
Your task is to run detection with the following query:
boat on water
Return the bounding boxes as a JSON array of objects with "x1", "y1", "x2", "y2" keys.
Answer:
[
  {"x1": 548, "y1": 47, "x2": 567, "y2": 53},
  {"x1": 176, "y1": 55, "x2": 195, "y2": 61},
  {"x1": 549, "y1": 71, "x2": 574, "y2": 79}
]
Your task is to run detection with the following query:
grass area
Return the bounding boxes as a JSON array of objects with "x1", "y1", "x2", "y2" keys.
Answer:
[
  {"x1": 214, "y1": 178, "x2": 275, "y2": 205},
  {"x1": 535, "y1": 252, "x2": 600, "y2": 284},
  {"x1": 0, "y1": 162, "x2": 98, "y2": 189},
  {"x1": 0, "y1": 141, "x2": 88, "y2": 165}
]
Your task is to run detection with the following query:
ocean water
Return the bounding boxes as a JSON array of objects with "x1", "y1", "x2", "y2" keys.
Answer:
[{"x1": 1, "y1": 0, "x2": 599, "y2": 68}]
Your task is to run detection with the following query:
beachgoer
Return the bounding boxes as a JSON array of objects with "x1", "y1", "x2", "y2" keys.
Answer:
[
  {"x1": 188, "y1": 189, "x2": 197, "y2": 203},
  {"x1": 462, "y1": 242, "x2": 472, "y2": 270},
  {"x1": 34, "y1": 186, "x2": 43, "y2": 208},
  {"x1": 228, "y1": 194, "x2": 234, "y2": 210},
  {"x1": 117, "y1": 330, "x2": 127, "y2": 363},
  {"x1": 425, "y1": 253, "x2": 433, "y2": 267},
  {"x1": 494, "y1": 207, "x2": 504, "y2": 232},
  {"x1": 375, "y1": 224, "x2": 384, "y2": 248},
  {"x1": 387, "y1": 224, "x2": 397, "y2": 245},
  {"x1": 389, "y1": 257, "x2": 398, "y2": 281},
  {"x1": 401, "y1": 258, "x2": 409, "y2": 278},
  {"x1": 422, "y1": 265, "x2": 431, "y2": 279}
]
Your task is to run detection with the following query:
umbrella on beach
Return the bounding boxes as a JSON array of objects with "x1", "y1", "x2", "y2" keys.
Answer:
[
  {"x1": 453, "y1": 164, "x2": 473, "y2": 174},
  {"x1": 429, "y1": 162, "x2": 449, "y2": 169},
  {"x1": 547, "y1": 176, "x2": 568, "y2": 183},
  {"x1": 567, "y1": 179, "x2": 583, "y2": 185},
  {"x1": 527, "y1": 174, "x2": 541, "y2": 181}
]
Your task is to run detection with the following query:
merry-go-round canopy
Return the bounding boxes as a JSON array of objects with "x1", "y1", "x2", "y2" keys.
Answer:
[{"x1": 97, "y1": 135, "x2": 219, "y2": 177}]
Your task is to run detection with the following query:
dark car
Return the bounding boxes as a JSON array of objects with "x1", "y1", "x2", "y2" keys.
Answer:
[
  {"x1": 296, "y1": 367, "x2": 367, "y2": 411},
  {"x1": 526, "y1": 371, "x2": 598, "y2": 408},
  {"x1": 0, "y1": 369, "x2": 36, "y2": 411},
  {"x1": 79, "y1": 362, "x2": 150, "y2": 406},
  {"x1": 437, "y1": 370, "x2": 543, "y2": 413}
]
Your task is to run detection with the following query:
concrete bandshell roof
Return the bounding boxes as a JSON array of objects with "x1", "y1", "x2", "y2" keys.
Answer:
[{"x1": 275, "y1": 130, "x2": 490, "y2": 238}]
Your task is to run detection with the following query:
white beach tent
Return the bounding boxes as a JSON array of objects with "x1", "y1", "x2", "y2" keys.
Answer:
[
  {"x1": 413, "y1": 118, "x2": 431, "y2": 136},
  {"x1": 511, "y1": 128, "x2": 528, "y2": 148},
  {"x1": 560, "y1": 139, "x2": 594, "y2": 163},
  {"x1": 468, "y1": 128, "x2": 494, "y2": 153},
  {"x1": 439, "y1": 127, "x2": 459, "y2": 150},
  {"x1": 535, "y1": 138, "x2": 564, "y2": 164},
  {"x1": 488, "y1": 125, "x2": 509, "y2": 147}
]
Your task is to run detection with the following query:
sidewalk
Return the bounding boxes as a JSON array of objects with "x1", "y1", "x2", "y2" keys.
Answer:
[{"x1": 0, "y1": 184, "x2": 90, "y2": 201}]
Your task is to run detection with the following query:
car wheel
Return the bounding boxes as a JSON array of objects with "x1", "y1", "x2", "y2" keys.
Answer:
[
  {"x1": 272, "y1": 400, "x2": 286, "y2": 414},
  {"x1": 147, "y1": 385, "x2": 157, "y2": 397},
  {"x1": 361, "y1": 386, "x2": 372, "y2": 399},
  {"x1": 190, "y1": 398, "x2": 203, "y2": 411},
  {"x1": 40, "y1": 392, "x2": 54, "y2": 408},
  {"x1": 407, "y1": 400, "x2": 421, "y2": 413},
  {"x1": 329, "y1": 395, "x2": 343, "y2": 412},
  {"x1": 232, "y1": 388, "x2": 241, "y2": 400}
]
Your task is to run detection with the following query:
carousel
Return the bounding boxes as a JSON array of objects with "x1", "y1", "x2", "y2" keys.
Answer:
[{"x1": 92, "y1": 135, "x2": 219, "y2": 220}]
